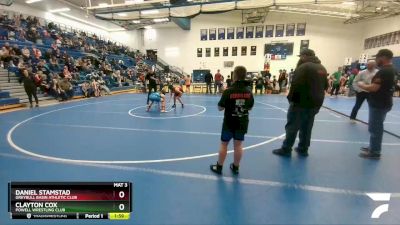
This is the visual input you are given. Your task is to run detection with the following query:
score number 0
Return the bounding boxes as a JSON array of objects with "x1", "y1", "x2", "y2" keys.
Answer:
[{"x1": 119, "y1": 191, "x2": 125, "y2": 211}]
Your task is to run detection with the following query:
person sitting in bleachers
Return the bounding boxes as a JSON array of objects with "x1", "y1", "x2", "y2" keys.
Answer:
[
  {"x1": 22, "y1": 46, "x2": 30, "y2": 61},
  {"x1": 49, "y1": 56, "x2": 60, "y2": 72},
  {"x1": 58, "y1": 77, "x2": 74, "y2": 101}
]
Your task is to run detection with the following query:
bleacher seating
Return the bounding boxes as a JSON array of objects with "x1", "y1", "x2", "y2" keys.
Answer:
[{"x1": 0, "y1": 90, "x2": 19, "y2": 106}]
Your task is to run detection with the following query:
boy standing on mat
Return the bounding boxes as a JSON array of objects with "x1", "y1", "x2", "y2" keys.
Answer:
[{"x1": 210, "y1": 66, "x2": 254, "y2": 175}]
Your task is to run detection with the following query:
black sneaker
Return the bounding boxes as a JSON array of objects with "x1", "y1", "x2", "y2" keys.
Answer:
[
  {"x1": 295, "y1": 147, "x2": 309, "y2": 157},
  {"x1": 181, "y1": 104, "x2": 184, "y2": 108},
  {"x1": 210, "y1": 162, "x2": 222, "y2": 175},
  {"x1": 359, "y1": 151, "x2": 381, "y2": 159},
  {"x1": 29, "y1": 104, "x2": 33, "y2": 108},
  {"x1": 172, "y1": 104, "x2": 176, "y2": 108},
  {"x1": 360, "y1": 147, "x2": 370, "y2": 152},
  {"x1": 272, "y1": 148, "x2": 292, "y2": 157},
  {"x1": 230, "y1": 163, "x2": 239, "y2": 175},
  {"x1": 35, "y1": 104, "x2": 39, "y2": 108}
]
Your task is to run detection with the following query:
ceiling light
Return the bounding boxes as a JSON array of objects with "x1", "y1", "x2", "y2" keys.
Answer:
[
  {"x1": 126, "y1": 0, "x2": 144, "y2": 3},
  {"x1": 132, "y1": 20, "x2": 141, "y2": 24},
  {"x1": 59, "y1": 13, "x2": 125, "y2": 32},
  {"x1": 49, "y1": 8, "x2": 71, "y2": 13},
  {"x1": 153, "y1": 18, "x2": 169, "y2": 23},
  {"x1": 117, "y1": 13, "x2": 128, "y2": 17},
  {"x1": 144, "y1": 26, "x2": 153, "y2": 29},
  {"x1": 25, "y1": 0, "x2": 42, "y2": 3},
  {"x1": 98, "y1": 3, "x2": 108, "y2": 7},
  {"x1": 141, "y1": 10, "x2": 159, "y2": 15}
]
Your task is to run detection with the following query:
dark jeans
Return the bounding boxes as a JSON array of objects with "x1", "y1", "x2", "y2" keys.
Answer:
[
  {"x1": 282, "y1": 104, "x2": 320, "y2": 151},
  {"x1": 330, "y1": 83, "x2": 340, "y2": 96},
  {"x1": 368, "y1": 106, "x2": 390, "y2": 154},
  {"x1": 214, "y1": 81, "x2": 222, "y2": 93},
  {"x1": 350, "y1": 92, "x2": 369, "y2": 120},
  {"x1": 206, "y1": 83, "x2": 212, "y2": 94},
  {"x1": 24, "y1": 85, "x2": 38, "y2": 105},
  {"x1": 147, "y1": 85, "x2": 157, "y2": 104},
  {"x1": 60, "y1": 89, "x2": 74, "y2": 100}
]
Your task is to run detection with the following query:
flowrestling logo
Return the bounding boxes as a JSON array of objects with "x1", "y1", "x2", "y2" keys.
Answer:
[{"x1": 367, "y1": 193, "x2": 391, "y2": 219}]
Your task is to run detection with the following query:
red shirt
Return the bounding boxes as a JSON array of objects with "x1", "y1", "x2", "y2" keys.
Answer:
[{"x1": 215, "y1": 73, "x2": 222, "y2": 82}]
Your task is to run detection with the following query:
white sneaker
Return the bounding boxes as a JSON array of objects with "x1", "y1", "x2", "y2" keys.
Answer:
[{"x1": 350, "y1": 119, "x2": 357, "y2": 124}]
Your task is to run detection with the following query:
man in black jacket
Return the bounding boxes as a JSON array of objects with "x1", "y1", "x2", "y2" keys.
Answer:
[
  {"x1": 204, "y1": 71, "x2": 213, "y2": 94},
  {"x1": 272, "y1": 49, "x2": 328, "y2": 157}
]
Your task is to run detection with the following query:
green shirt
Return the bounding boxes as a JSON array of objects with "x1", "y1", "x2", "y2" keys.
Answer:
[{"x1": 331, "y1": 71, "x2": 342, "y2": 85}]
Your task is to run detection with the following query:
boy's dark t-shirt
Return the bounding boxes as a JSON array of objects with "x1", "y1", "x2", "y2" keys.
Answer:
[
  {"x1": 368, "y1": 65, "x2": 396, "y2": 109},
  {"x1": 218, "y1": 81, "x2": 254, "y2": 133}
]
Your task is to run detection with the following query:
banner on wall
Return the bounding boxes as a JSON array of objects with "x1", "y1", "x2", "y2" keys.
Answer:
[
  {"x1": 200, "y1": 29, "x2": 207, "y2": 41},
  {"x1": 359, "y1": 54, "x2": 368, "y2": 64},
  {"x1": 197, "y1": 48, "x2": 202, "y2": 57},
  {"x1": 265, "y1": 25, "x2": 274, "y2": 38},
  {"x1": 344, "y1": 57, "x2": 352, "y2": 66},
  {"x1": 250, "y1": 46, "x2": 257, "y2": 56},
  {"x1": 205, "y1": 48, "x2": 211, "y2": 57},
  {"x1": 241, "y1": 46, "x2": 247, "y2": 56},
  {"x1": 218, "y1": 28, "x2": 225, "y2": 40},
  {"x1": 236, "y1": 27, "x2": 244, "y2": 39},
  {"x1": 286, "y1": 23, "x2": 295, "y2": 36},
  {"x1": 232, "y1": 46, "x2": 238, "y2": 56},
  {"x1": 223, "y1": 47, "x2": 229, "y2": 56},
  {"x1": 209, "y1": 28, "x2": 216, "y2": 40},
  {"x1": 246, "y1": 26, "x2": 254, "y2": 38},
  {"x1": 255, "y1": 25, "x2": 264, "y2": 38},
  {"x1": 300, "y1": 40, "x2": 310, "y2": 52},
  {"x1": 275, "y1": 24, "x2": 284, "y2": 37},
  {"x1": 227, "y1": 27, "x2": 234, "y2": 39},
  {"x1": 214, "y1": 47, "x2": 220, "y2": 57},
  {"x1": 296, "y1": 23, "x2": 306, "y2": 36}
]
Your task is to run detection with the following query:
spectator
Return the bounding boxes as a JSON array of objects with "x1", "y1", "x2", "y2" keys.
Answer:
[
  {"x1": 58, "y1": 78, "x2": 74, "y2": 101},
  {"x1": 272, "y1": 49, "x2": 328, "y2": 157},
  {"x1": 214, "y1": 69, "x2": 223, "y2": 94},
  {"x1": 22, "y1": 46, "x2": 30, "y2": 61},
  {"x1": 357, "y1": 49, "x2": 397, "y2": 159},
  {"x1": 205, "y1": 71, "x2": 213, "y2": 94},
  {"x1": 19, "y1": 68, "x2": 39, "y2": 108},
  {"x1": 330, "y1": 67, "x2": 342, "y2": 97}
]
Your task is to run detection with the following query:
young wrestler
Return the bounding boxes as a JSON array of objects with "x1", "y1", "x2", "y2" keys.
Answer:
[
  {"x1": 147, "y1": 89, "x2": 167, "y2": 113},
  {"x1": 210, "y1": 66, "x2": 254, "y2": 175},
  {"x1": 170, "y1": 85, "x2": 184, "y2": 108}
]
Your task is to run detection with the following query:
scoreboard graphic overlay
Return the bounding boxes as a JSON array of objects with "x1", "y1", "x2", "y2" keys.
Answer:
[{"x1": 9, "y1": 182, "x2": 132, "y2": 220}]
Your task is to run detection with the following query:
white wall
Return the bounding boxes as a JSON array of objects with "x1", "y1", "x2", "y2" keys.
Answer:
[
  {"x1": 143, "y1": 11, "x2": 363, "y2": 76},
  {"x1": 358, "y1": 15, "x2": 400, "y2": 57}
]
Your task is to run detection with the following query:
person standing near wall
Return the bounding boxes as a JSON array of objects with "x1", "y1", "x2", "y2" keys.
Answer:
[
  {"x1": 330, "y1": 67, "x2": 342, "y2": 97},
  {"x1": 214, "y1": 69, "x2": 222, "y2": 94},
  {"x1": 205, "y1": 71, "x2": 213, "y2": 94},
  {"x1": 357, "y1": 49, "x2": 397, "y2": 159},
  {"x1": 19, "y1": 68, "x2": 39, "y2": 108},
  {"x1": 272, "y1": 49, "x2": 328, "y2": 157},
  {"x1": 350, "y1": 60, "x2": 378, "y2": 122}
]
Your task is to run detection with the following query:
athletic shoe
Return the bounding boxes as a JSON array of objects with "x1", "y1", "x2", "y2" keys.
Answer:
[
  {"x1": 230, "y1": 163, "x2": 239, "y2": 175},
  {"x1": 35, "y1": 104, "x2": 39, "y2": 108},
  {"x1": 359, "y1": 151, "x2": 381, "y2": 159},
  {"x1": 172, "y1": 104, "x2": 176, "y2": 108},
  {"x1": 181, "y1": 104, "x2": 184, "y2": 108},
  {"x1": 29, "y1": 104, "x2": 33, "y2": 108},
  {"x1": 161, "y1": 110, "x2": 166, "y2": 113},
  {"x1": 210, "y1": 162, "x2": 222, "y2": 175},
  {"x1": 350, "y1": 119, "x2": 357, "y2": 124},
  {"x1": 360, "y1": 147, "x2": 370, "y2": 152},
  {"x1": 272, "y1": 148, "x2": 292, "y2": 157},
  {"x1": 295, "y1": 147, "x2": 309, "y2": 157}
]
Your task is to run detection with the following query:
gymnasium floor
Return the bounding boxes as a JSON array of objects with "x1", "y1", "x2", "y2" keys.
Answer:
[{"x1": 1, "y1": 93, "x2": 399, "y2": 225}]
